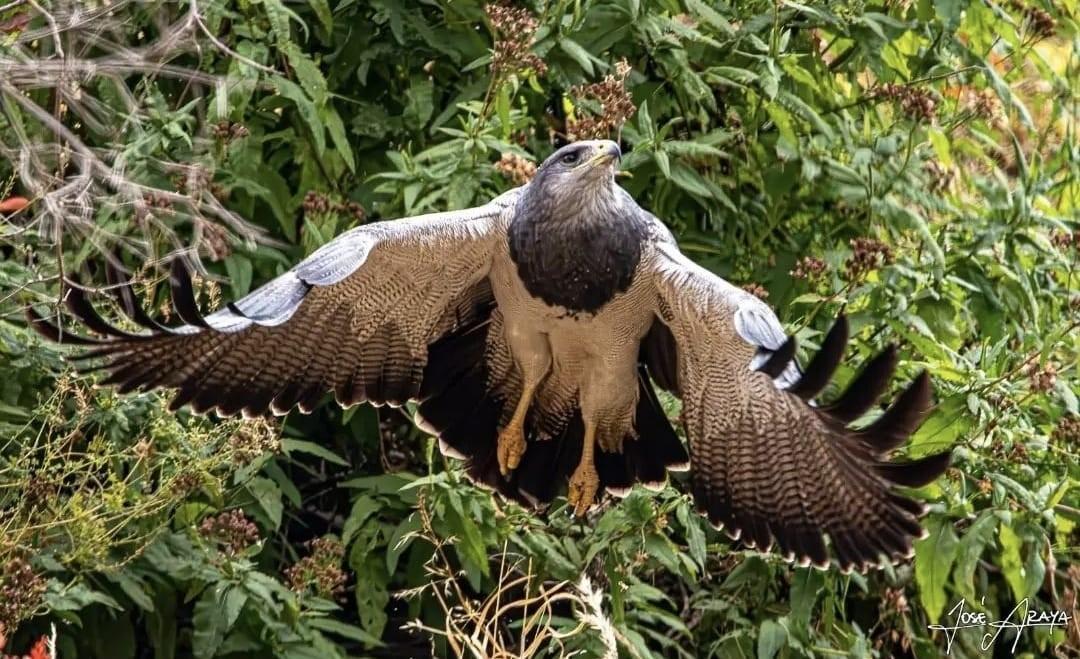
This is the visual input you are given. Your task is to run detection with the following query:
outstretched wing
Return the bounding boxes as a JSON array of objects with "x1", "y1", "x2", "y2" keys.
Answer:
[
  {"x1": 643, "y1": 239, "x2": 951, "y2": 572},
  {"x1": 28, "y1": 189, "x2": 521, "y2": 417}
]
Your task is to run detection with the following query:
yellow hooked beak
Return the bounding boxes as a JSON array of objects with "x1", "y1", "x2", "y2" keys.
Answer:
[{"x1": 585, "y1": 141, "x2": 623, "y2": 169}]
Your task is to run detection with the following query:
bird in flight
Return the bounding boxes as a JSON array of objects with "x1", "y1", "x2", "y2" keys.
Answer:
[{"x1": 30, "y1": 140, "x2": 951, "y2": 572}]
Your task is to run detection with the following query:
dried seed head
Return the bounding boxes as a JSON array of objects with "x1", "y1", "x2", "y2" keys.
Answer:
[
  {"x1": 844, "y1": 237, "x2": 894, "y2": 280},
  {"x1": 875, "y1": 83, "x2": 937, "y2": 122},
  {"x1": 1024, "y1": 361, "x2": 1058, "y2": 393},
  {"x1": 0, "y1": 558, "x2": 46, "y2": 629},
  {"x1": 567, "y1": 59, "x2": 635, "y2": 140},
  {"x1": 740, "y1": 283, "x2": 769, "y2": 300},
  {"x1": 285, "y1": 537, "x2": 348, "y2": 600},
  {"x1": 199, "y1": 510, "x2": 261, "y2": 556},
  {"x1": 1052, "y1": 416, "x2": 1080, "y2": 447},
  {"x1": 1051, "y1": 229, "x2": 1078, "y2": 251},
  {"x1": 1009, "y1": 1, "x2": 1057, "y2": 39},
  {"x1": 494, "y1": 152, "x2": 537, "y2": 185},
  {"x1": 791, "y1": 255, "x2": 828, "y2": 281},
  {"x1": 228, "y1": 420, "x2": 281, "y2": 465},
  {"x1": 485, "y1": 3, "x2": 547, "y2": 78}
]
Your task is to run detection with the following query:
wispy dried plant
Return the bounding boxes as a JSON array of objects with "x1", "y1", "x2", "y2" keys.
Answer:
[
  {"x1": 0, "y1": 0, "x2": 270, "y2": 271},
  {"x1": 399, "y1": 492, "x2": 619, "y2": 658}
]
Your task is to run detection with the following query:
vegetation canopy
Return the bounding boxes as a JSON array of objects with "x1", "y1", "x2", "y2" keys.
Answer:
[{"x1": 0, "y1": 0, "x2": 1077, "y2": 658}]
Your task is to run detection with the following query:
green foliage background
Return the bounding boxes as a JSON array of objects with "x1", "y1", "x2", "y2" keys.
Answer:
[{"x1": 1, "y1": 0, "x2": 1078, "y2": 657}]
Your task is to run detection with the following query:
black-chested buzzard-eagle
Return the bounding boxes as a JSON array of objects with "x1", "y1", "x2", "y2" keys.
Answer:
[{"x1": 29, "y1": 140, "x2": 951, "y2": 572}]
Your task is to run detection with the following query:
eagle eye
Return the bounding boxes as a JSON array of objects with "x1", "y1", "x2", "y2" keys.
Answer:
[{"x1": 560, "y1": 150, "x2": 580, "y2": 165}]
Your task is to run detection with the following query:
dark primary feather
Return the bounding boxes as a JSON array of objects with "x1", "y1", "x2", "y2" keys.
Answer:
[{"x1": 646, "y1": 308, "x2": 951, "y2": 572}]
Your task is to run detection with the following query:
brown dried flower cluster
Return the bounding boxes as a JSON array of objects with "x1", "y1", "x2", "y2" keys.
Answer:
[
  {"x1": 211, "y1": 121, "x2": 250, "y2": 141},
  {"x1": 485, "y1": 3, "x2": 546, "y2": 78},
  {"x1": 977, "y1": 478, "x2": 993, "y2": 495},
  {"x1": 228, "y1": 420, "x2": 280, "y2": 465},
  {"x1": 567, "y1": 59, "x2": 635, "y2": 140},
  {"x1": 1052, "y1": 416, "x2": 1080, "y2": 447},
  {"x1": 494, "y1": 152, "x2": 537, "y2": 185},
  {"x1": 1051, "y1": 229, "x2": 1078, "y2": 251},
  {"x1": 170, "y1": 471, "x2": 203, "y2": 496},
  {"x1": 285, "y1": 537, "x2": 347, "y2": 600},
  {"x1": 1009, "y1": 1, "x2": 1057, "y2": 39},
  {"x1": 199, "y1": 510, "x2": 261, "y2": 556},
  {"x1": 0, "y1": 558, "x2": 46, "y2": 629},
  {"x1": 876, "y1": 83, "x2": 937, "y2": 122},
  {"x1": 1024, "y1": 361, "x2": 1058, "y2": 393},
  {"x1": 198, "y1": 219, "x2": 232, "y2": 262},
  {"x1": 302, "y1": 191, "x2": 367, "y2": 222},
  {"x1": 875, "y1": 587, "x2": 913, "y2": 652},
  {"x1": 845, "y1": 237, "x2": 894, "y2": 280},
  {"x1": 740, "y1": 283, "x2": 769, "y2": 300},
  {"x1": 924, "y1": 159, "x2": 957, "y2": 193},
  {"x1": 791, "y1": 255, "x2": 827, "y2": 281},
  {"x1": 966, "y1": 89, "x2": 1004, "y2": 124}
]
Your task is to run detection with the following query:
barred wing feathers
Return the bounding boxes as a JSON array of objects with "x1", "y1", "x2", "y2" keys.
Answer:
[
  {"x1": 27, "y1": 190, "x2": 520, "y2": 418},
  {"x1": 645, "y1": 240, "x2": 951, "y2": 572}
]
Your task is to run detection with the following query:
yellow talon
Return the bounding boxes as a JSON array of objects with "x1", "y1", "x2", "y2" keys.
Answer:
[
  {"x1": 567, "y1": 462, "x2": 599, "y2": 516},
  {"x1": 497, "y1": 420, "x2": 526, "y2": 476}
]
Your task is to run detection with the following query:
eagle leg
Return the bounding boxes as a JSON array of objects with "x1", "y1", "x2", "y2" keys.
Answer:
[
  {"x1": 567, "y1": 419, "x2": 599, "y2": 516},
  {"x1": 496, "y1": 413, "x2": 528, "y2": 477},
  {"x1": 497, "y1": 376, "x2": 543, "y2": 476}
]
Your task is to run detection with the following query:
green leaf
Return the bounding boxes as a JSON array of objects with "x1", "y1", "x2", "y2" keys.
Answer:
[
  {"x1": 757, "y1": 619, "x2": 787, "y2": 659},
  {"x1": 274, "y1": 77, "x2": 326, "y2": 156},
  {"x1": 914, "y1": 516, "x2": 959, "y2": 623},
  {"x1": 559, "y1": 38, "x2": 596, "y2": 75},
  {"x1": 282, "y1": 438, "x2": 349, "y2": 466},
  {"x1": 322, "y1": 105, "x2": 355, "y2": 172},
  {"x1": 247, "y1": 477, "x2": 284, "y2": 528},
  {"x1": 192, "y1": 586, "x2": 228, "y2": 658},
  {"x1": 307, "y1": 0, "x2": 333, "y2": 32},
  {"x1": 999, "y1": 523, "x2": 1029, "y2": 601},
  {"x1": 308, "y1": 617, "x2": 382, "y2": 646}
]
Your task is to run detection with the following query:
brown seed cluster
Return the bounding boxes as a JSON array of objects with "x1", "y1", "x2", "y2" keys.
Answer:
[
  {"x1": 567, "y1": 59, "x2": 635, "y2": 140},
  {"x1": 22, "y1": 473, "x2": 54, "y2": 510},
  {"x1": 228, "y1": 421, "x2": 280, "y2": 465},
  {"x1": 211, "y1": 121, "x2": 250, "y2": 141},
  {"x1": 875, "y1": 83, "x2": 937, "y2": 122},
  {"x1": 170, "y1": 471, "x2": 203, "y2": 496},
  {"x1": 199, "y1": 510, "x2": 260, "y2": 556},
  {"x1": 924, "y1": 159, "x2": 957, "y2": 193},
  {"x1": 302, "y1": 191, "x2": 366, "y2": 222},
  {"x1": 791, "y1": 255, "x2": 828, "y2": 281},
  {"x1": 740, "y1": 283, "x2": 769, "y2": 300},
  {"x1": 844, "y1": 237, "x2": 894, "y2": 280},
  {"x1": 0, "y1": 558, "x2": 46, "y2": 630},
  {"x1": 285, "y1": 537, "x2": 347, "y2": 600},
  {"x1": 875, "y1": 587, "x2": 913, "y2": 652},
  {"x1": 966, "y1": 89, "x2": 1004, "y2": 123},
  {"x1": 494, "y1": 152, "x2": 537, "y2": 185},
  {"x1": 197, "y1": 219, "x2": 232, "y2": 262},
  {"x1": 977, "y1": 478, "x2": 993, "y2": 495},
  {"x1": 1009, "y1": 1, "x2": 1057, "y2": 39},
  {"x1": 1024, "y1": 361, "x2": 1058, "y2": 393},
  {"x1": 1052, "y1": 416, "x2": 1080, "y2": 447},
  {"x1": 485, "y1": 3, "x2": 547, "y2": 78},
  {"x1": 1051, "y1": 229, "x2": 1078, "y2": 251}
]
